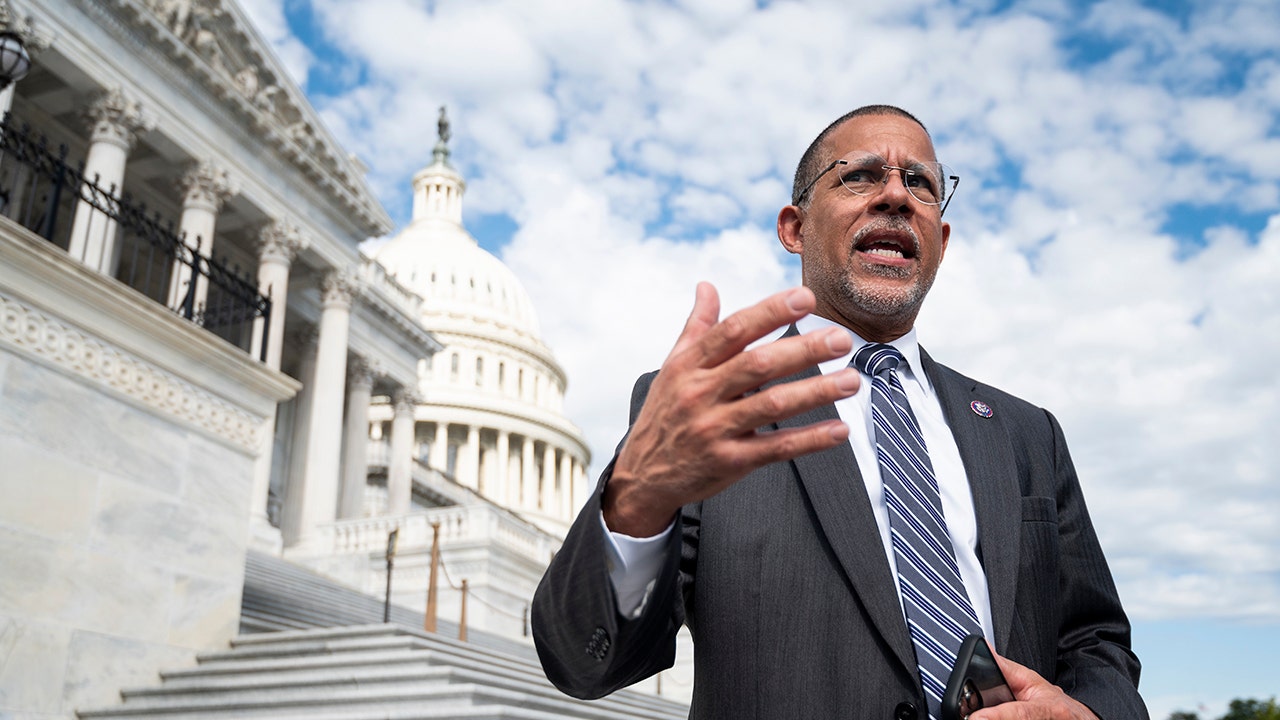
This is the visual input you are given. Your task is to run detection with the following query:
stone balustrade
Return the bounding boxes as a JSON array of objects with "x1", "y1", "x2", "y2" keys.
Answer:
[{"x1": 325, "y1": 504, "x2": 557, "y2": 566}]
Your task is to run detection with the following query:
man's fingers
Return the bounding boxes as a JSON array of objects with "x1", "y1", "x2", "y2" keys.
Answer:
[
  {"x1": 988, "y1": 646, "x2": 1036, "y2": 696},
  {"x1": 716, "y1": 325, "x2": 853, "y2": 400},
  {"x1": 726, "y1": 367, "x2": 861, "y2": 434},
  {"x1": 666, "y1": 281, "x2": 722, "y2": 362},
  {"x1": 687, "y1": 286, "x2": 816, "y2": 369},
  {"x1": 717, "y1": 421, "x2": 851, "y2": 473}
]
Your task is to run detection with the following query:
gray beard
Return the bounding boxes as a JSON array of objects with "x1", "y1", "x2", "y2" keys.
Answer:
[
  {"x1": 833, "y1": 218, "x2": 936, "y2": 319},
  {"x1": 838, "y1": 260, "x2": 932, "y2": 318}
]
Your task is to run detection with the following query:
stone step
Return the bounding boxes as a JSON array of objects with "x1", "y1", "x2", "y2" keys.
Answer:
[
  {"x1": 137, "y1": 653, "x2": 678, "y2": 720},
  {"x1": 240, "y1": 553, "x2": 536, "y2": 661},
  {"x1": 187, "y1": 628, "x2": 552, "y2": 692},
  {"x1": 202, "y1": 625, "x2": 554, "y2": 693},
  {"x1": 77, "y1": 626, "x2": 687, "y2": 720},
  {"x1": 84, "y1": 680, "x2": 671, "y2": 720},
  {"x1": 81, "y1": 700, "x2": 616, "y2": 720}
]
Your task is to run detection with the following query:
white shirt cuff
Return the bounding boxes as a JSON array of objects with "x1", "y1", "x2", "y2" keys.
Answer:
[{"x1": 600, "y1": 511, "x2": 675, "y2": 618}]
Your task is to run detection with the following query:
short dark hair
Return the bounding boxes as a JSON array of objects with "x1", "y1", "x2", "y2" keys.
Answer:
[{"x1": 791, "y1": 105, "x2": 931, "y2": 206}]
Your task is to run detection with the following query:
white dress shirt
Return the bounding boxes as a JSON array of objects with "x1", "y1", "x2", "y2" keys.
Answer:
[{"x1": 602, "y1": 315, "x2": 995, "y2": 643}]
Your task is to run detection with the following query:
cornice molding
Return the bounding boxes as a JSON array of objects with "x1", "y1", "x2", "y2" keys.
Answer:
[
  {"x1": 1, "y1": 288, "x2": 262, "y2": 452},
  {"x1": 86, "y1": 0, "x2": 392, "y2": 235}
]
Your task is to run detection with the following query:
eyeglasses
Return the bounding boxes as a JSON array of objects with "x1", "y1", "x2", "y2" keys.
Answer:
[{"x1": 797, "y1": 151, "x2": 960, "y2": 216}]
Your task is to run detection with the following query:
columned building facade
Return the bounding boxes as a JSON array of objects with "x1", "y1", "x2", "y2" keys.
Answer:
[
  {"x1": 0, "y1": 0, "x2": 439, "y2": 715},
  {"x1": 0, "y1": 0, "x2": 613, "y2": 717}
]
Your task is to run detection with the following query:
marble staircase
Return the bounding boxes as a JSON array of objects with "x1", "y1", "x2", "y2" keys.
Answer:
[{"x1": 75, "y1": 624, "x2": 689, "y2": 720}]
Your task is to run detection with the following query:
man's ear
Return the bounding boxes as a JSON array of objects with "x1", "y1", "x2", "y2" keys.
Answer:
[
  {"x1": 940, "y1": 220, "x2": 951, "y2": 259},
  {"x1": 777, "y1": 205, "x2": 804, "y2": 254}
]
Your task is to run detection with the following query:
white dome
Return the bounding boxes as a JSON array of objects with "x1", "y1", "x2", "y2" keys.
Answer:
[
  {"x1": 374, "y1": 135, "x2": 541, "y2": 339},
  {"x1": 377, "y1": 218, "x2": 541, "y2": 338}
]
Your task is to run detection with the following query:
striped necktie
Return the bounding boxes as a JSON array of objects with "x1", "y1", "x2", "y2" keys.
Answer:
[{"x1": 853, "y1": 343, "x2": 981, "y2": 720}]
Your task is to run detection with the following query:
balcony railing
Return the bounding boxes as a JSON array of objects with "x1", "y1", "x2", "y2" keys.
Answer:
[{"x1": 0, "y1": 118, "x2": 270, "y2": 360}]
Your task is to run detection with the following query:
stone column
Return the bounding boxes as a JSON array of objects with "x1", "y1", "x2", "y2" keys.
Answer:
[
  {"x1": 559, "y1": 451, "x2": 574, "y2": 520},
  {"x1": 433, "y1": 421, "x2": 448, "y2": 473},
  {"x1": 67, "y1": 88, "x2": 153, "y2": 273},
  {"x1": 493, "y1": 430, "x2": 510, "y2": 505},
  {"x1": 541, "y1": 445, "x2": 557, "y2": 512},
  {"x1": 250, "y1": 221, "x2": 306, "y2": 369},
  {"x1": 387, "y1": 388, "x2": 417, "y2": 516},
  {"x1": 286, "y1": 272, "x2": 356, "y2": 551},
  {"x1": 463, "y1": 425, "x2": 480, "y2": 490},
  {"x1": 574, "y1": 460, "x2": 589, "y2": 511},
  {"x1": 278, "y1": 326, "x2": 318, "y2": 546},
  {"x1": 521, "y1": 439, "x2": 537, "y2": 509},
  {"x1": 247, "y1": 224, "x2": 305, "y2": 547},
  {"x1": 167, "y1": 161, "x2": 237, "y2": 313},
  {"x1": 337, "y1": 359, "x2": 377, "y2": 520}
]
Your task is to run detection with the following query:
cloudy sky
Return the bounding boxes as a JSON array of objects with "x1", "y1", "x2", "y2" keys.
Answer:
[{"x1": 239, "y1": 0, "x2": 1277, "y2": 715}]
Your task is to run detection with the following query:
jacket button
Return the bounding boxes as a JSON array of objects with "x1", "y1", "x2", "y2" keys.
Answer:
[
  {"x1": 893, "y1": 701, "x2": 918, "y2": 720},
  {"x1": 584, "y1": 626, "x2": 611, "y2": 661}
]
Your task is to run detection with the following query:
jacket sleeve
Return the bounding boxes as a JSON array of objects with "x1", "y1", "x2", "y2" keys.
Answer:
[
  {"x1": 1043, "y1": 410, "x2": 1149, "y2": 720},
  {"x1": 531, "y1": 371, "x2": 696, "y2": 699}
]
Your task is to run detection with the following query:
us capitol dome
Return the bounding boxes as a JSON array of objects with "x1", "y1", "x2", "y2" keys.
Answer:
[{"x1": 369, "y1": 109, "x2": 590, "y2": 537}]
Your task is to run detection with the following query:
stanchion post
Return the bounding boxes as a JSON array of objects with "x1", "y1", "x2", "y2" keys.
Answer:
[
  {"x1": 383, "y1": 528, "x2": 399, "y2": 623},
  {"x1": 424, "y1": 521, "x2": 441, "y2": 632},
  {"x1": 458, "y1": 578, "x2": 469, "y2": 643}
]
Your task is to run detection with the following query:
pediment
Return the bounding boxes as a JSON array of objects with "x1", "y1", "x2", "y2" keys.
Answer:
[{"x1": 100, "y1": 0, "x2": 392, "y2": 235}]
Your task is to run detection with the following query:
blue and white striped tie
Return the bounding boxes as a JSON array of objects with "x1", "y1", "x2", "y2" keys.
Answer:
[{"x1": 853, "y1": 343, "x2": 981, "y2": 720}]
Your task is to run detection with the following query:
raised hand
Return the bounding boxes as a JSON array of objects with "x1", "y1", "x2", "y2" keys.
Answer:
[{"x1": 603, "y1": 282, "x2": 861, "y2": 537}]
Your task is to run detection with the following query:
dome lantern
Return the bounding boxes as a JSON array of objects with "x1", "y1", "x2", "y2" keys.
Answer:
[{"x1": 412, "y1": 106, "x2": 466, "y2": 225}]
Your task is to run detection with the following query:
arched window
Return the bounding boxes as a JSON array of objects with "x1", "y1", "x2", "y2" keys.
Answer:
[
  {"x1": 450, "y1": 353, "x2": 459, "y2": 382},
  {"x1": 475, "y1": 357, "x2": 484, "y2": 387}
]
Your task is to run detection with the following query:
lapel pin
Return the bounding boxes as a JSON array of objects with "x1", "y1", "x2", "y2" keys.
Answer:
[{"x1": 970, "y1": 400, "x2": 993, "y2": 418}]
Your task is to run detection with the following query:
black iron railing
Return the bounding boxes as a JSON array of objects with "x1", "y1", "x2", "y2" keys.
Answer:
[{"x1": 0, "y1": 118, "x2": 270, "y2": 360}]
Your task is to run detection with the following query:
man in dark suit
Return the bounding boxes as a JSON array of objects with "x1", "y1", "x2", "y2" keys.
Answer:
[{"x1": 532, "y1": 105, "x2": 1147, "y2": 720}]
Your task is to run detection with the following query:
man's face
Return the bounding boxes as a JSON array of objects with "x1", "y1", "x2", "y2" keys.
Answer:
[{"x1": 781, "y1": 114, "x2": 951, "y2": 340}]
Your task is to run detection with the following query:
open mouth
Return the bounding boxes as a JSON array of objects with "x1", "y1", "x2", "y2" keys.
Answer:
[{"x1": 854, "y1": 231, "x2": 916, "y2": 261}]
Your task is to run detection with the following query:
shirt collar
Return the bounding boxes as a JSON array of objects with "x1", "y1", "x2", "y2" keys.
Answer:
[{"x1": 793, "y1": 313, "x2": 929, "y2": 387}]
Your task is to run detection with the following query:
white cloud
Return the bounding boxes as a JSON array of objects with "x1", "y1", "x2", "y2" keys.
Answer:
[{"x1": 287, "y1": 0, "x2": 1280, "y2": 624}]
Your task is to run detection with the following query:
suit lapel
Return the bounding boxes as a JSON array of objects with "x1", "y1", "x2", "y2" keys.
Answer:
[
  {"x1": 920, "y1": 349, "x2": 1021, "y2": 654},
  {"x1": 767, "y1": 326, "x2": 917, "y2": 679}
]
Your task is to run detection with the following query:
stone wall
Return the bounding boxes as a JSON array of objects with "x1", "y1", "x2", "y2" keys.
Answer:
[{"x1": 0, "y1": 223, "x2": 298, "y2": 718}]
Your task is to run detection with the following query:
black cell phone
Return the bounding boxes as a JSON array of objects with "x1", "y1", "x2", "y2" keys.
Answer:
[{"x1": 940, "y1": 634, "x2": 1015, "y2": 720}]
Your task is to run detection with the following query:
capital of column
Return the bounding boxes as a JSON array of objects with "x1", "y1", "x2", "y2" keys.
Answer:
[
  {"x1": 257, "y1": 220, "x2": 307, "y2": 265},
  {"x1": 321, "y1": 270, "x2": 358, "y2": 310},
  {"x1": 347, "y1": 356, "x2": 380, "y2": 389},
  {"x1": 85, "y1": 88, "x2": 154, "y2": 151},
  {"x1": 392, "y1": 388, "x2": 422, "y2": 414},
  {"x1": 179, "y1": 160, "x2": 238, "y2": 212}
]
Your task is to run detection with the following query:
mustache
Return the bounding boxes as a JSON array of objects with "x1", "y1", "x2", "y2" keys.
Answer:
[{"x1": 851, "y1": 217, "x2": 920, "y2": 255}]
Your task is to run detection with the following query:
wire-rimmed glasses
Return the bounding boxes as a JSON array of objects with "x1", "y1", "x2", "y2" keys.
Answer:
[{"x1": 797, "y1": 151, "x2": 960, "y2": 216}]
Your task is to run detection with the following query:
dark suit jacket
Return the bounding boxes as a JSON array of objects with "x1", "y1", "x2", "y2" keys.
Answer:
[{"x1": 532, "y1": 347, "x2": 1147, "y2": 720}]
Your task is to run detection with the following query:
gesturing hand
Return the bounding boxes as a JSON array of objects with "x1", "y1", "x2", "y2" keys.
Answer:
[
  {"x1": 603, "y1": 282, "x2": 861, "y2": 537},
  {"x1": 970, "y1": 649, "x2": 1100, "y2": 720}
]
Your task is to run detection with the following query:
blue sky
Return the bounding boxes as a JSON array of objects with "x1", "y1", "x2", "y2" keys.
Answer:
[{"x1": 240, "y1": 1, "x2": 1279, "y2": 716}]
